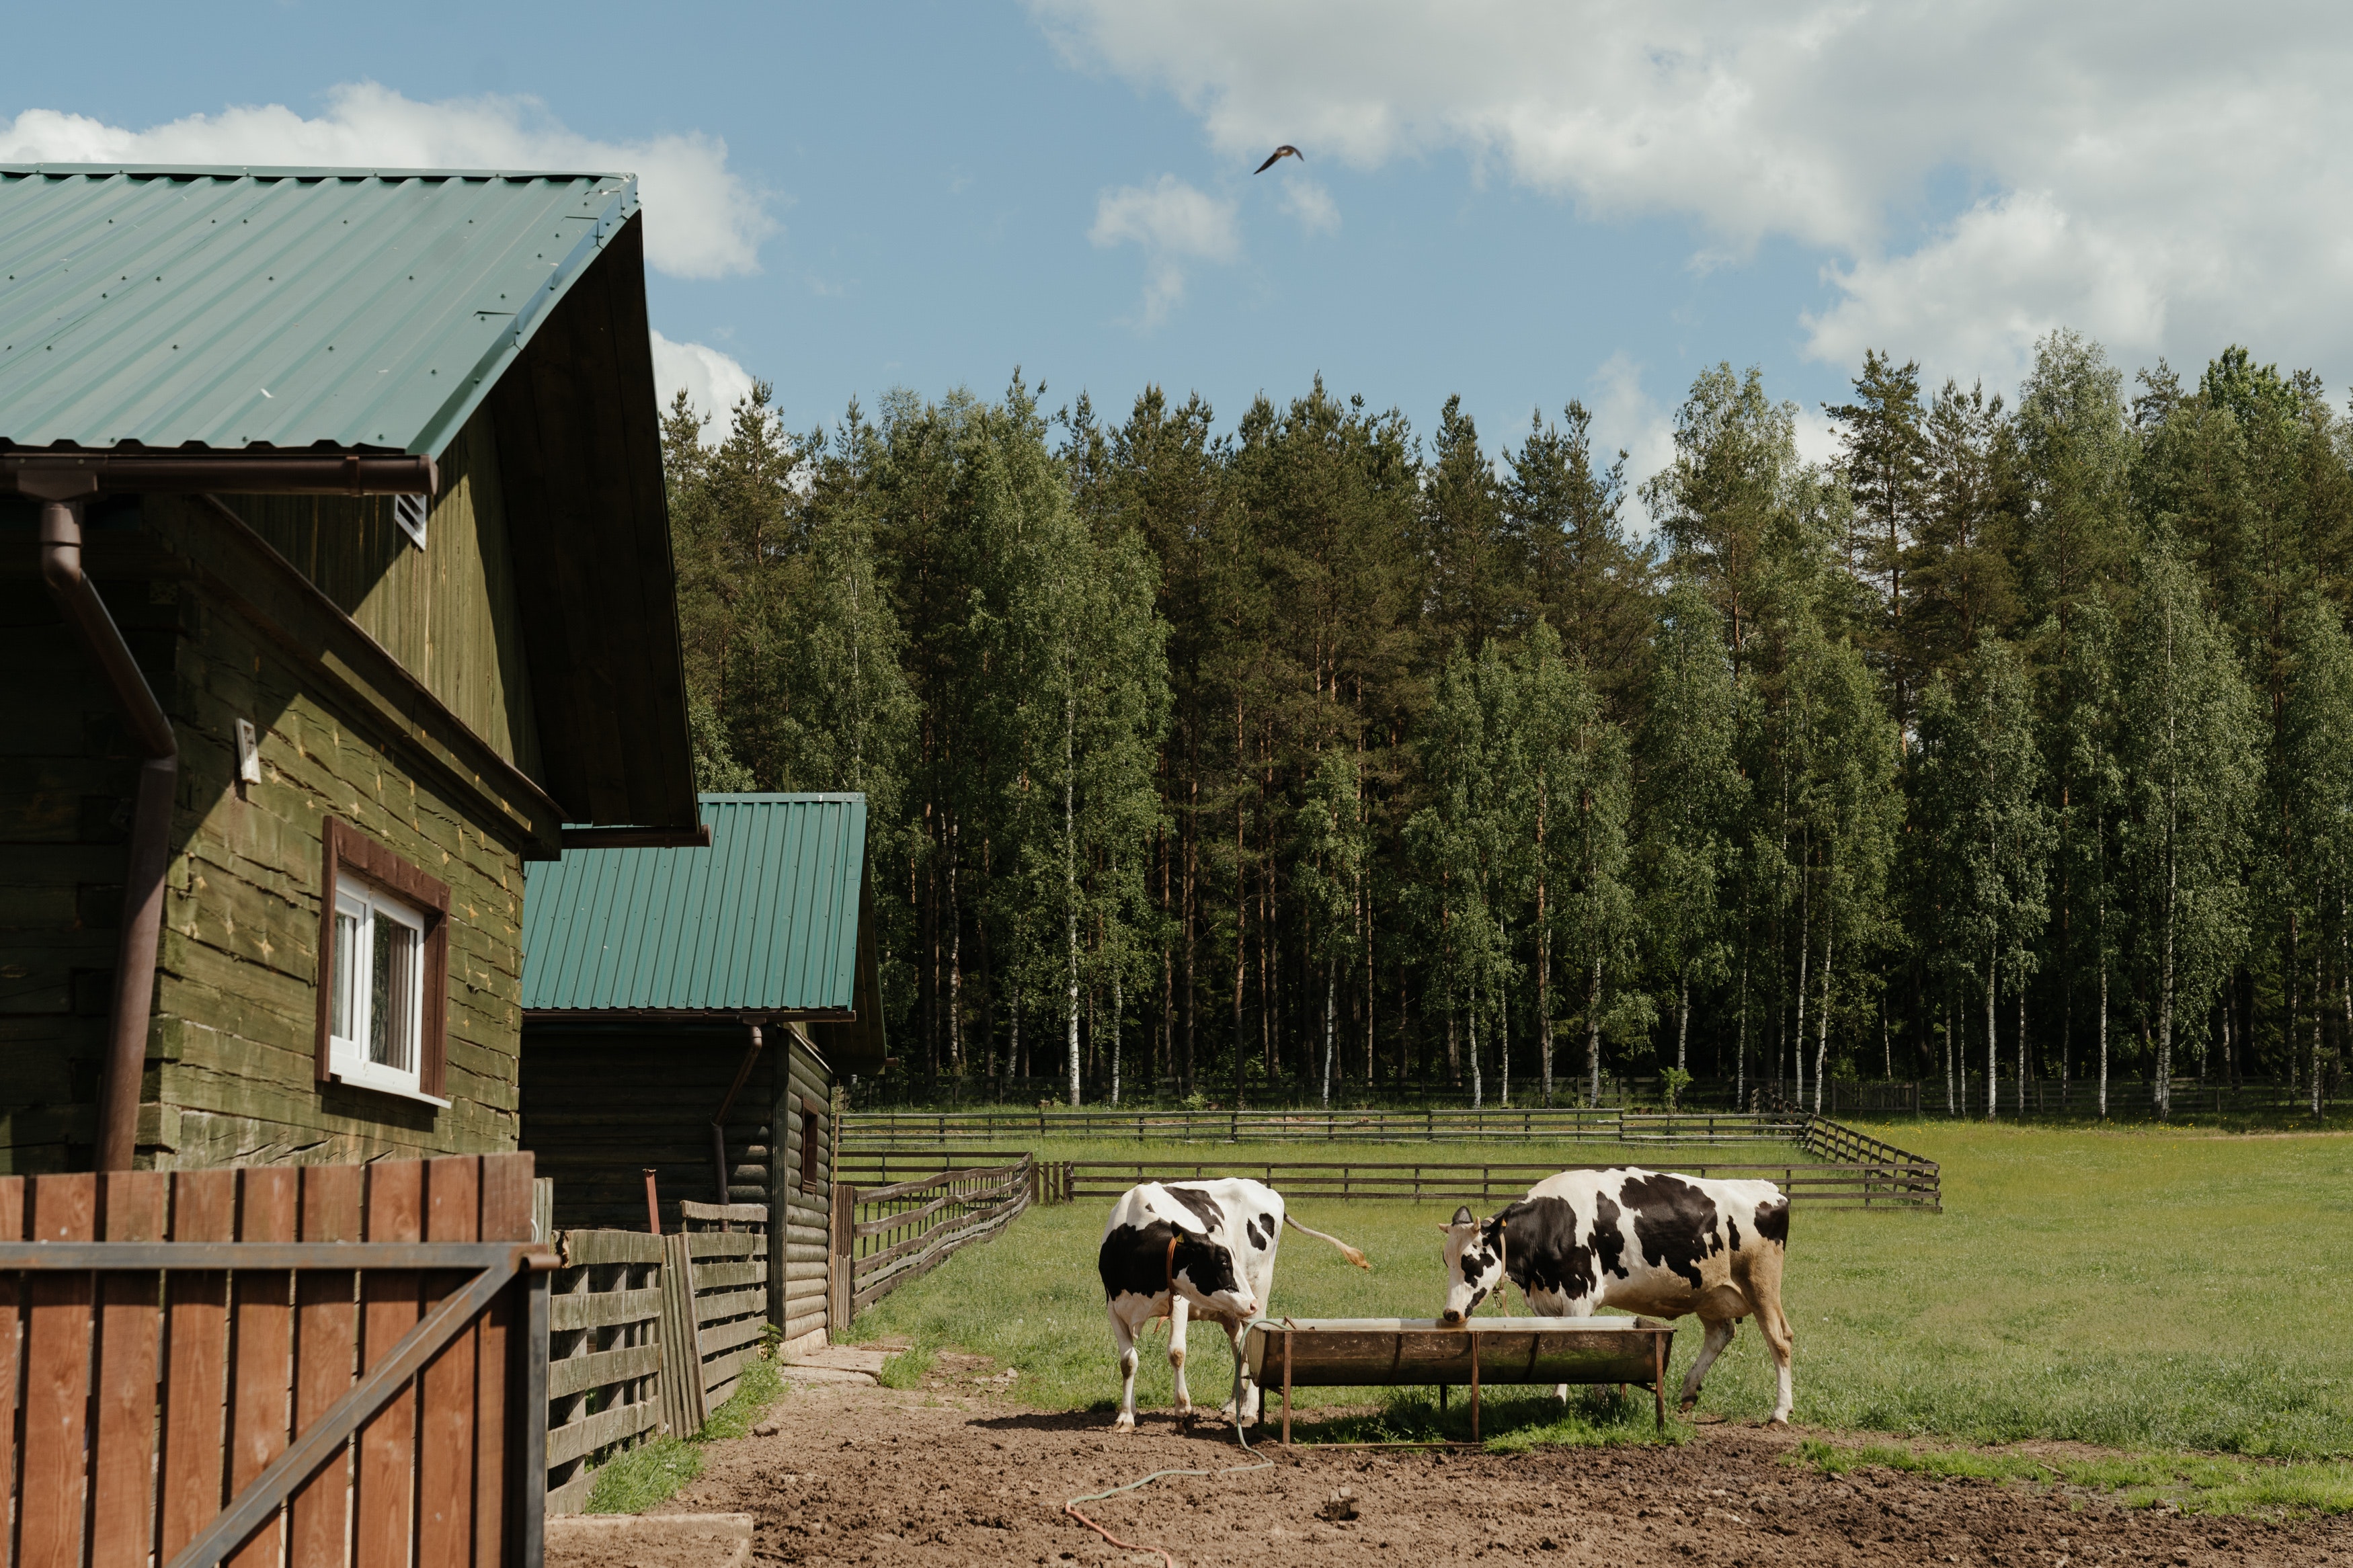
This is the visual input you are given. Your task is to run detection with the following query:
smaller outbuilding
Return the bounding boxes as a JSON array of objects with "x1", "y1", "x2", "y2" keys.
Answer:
[{"x1": 518, "y1": 792, "x2": 885, "y2": 1354}]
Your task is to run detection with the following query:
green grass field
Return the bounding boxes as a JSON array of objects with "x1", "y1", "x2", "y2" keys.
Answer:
[{"x1": 846, "y1": 1124, "x2": 2353, "y2": 1461}]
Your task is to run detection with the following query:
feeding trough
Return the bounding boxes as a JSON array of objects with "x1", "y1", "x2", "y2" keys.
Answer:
[{"x1": 1244, "y1": 1317, "x2": 1677, "y2": 1442}]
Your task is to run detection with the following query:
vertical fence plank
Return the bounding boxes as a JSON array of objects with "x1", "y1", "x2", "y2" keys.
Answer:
[
  {"x1": 90, "y1": 1171, "x2": 169, "y2": 1568},
  {"x1": 19, "y1": 1173, "x2": 97, "y2": 1568},
  {"x1": 159, "y1": 1169, "x2": 237, "y2": 1565},
  {"x1": 289, "y1": 1163, "x2": 362, "y2": 1568},
  {"x1": 354, "y1": 1161, "x2": 422, "y2": 1568},
  {"x1": 416, "y1": 1157, "x2": 479, "y2": 1568},
  {"x1": 477, "y1": 1155, "x2": 532, "y2": 1568},
  {"x1": 226, "y1": 1169, "x2": 299, "y2": 1568},
  {"x1": 0, "y1": 1174, "x2": 22, "y2": 1553}
]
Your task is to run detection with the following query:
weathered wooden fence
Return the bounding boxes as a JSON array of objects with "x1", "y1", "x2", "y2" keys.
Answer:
[
  {"x1": 543, "y1": 1227, "x2": 663, "y2": 1516},
  {"x1": 1049, "y1": 1151, "x2": 1939, "y2": 1210},
  {"x1": 0, "y1": 1155, "x2": 551, "y2": 1568},
  {"x1": 842, "y1": 1107, "x2": 1833, "y2": 1146},
  {"x1": 827, "y1": 1156, "x2": 1032, "y2": 1325}
]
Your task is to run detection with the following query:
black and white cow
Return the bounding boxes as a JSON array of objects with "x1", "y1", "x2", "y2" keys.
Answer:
[
  {"x1": 1098, "y1": 1179, "x2": 1369, "y2": 1431},
  {"x1": 1438, "y1": 1166, "x2": 1796, "y2": 1424}
]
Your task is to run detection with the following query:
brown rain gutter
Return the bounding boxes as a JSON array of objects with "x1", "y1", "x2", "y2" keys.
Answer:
[
  {"x1": 15, "y1": 450, "x2": 438, "y2": 1171},
  {"x1": 31, "y1": 474, "x2": 175, "y2": 1172},
  {"x1": 3, "y1": 451, "x2": 438, "y2": 496}
]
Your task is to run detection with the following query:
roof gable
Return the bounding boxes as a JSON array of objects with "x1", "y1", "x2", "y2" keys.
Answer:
[{"x1": 0, "y1": 166, "x2": 635, "y2": 455}]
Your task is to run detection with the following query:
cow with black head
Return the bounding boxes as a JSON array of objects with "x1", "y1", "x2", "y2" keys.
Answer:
[
  {"x1": 1099, "y1": 1178, "x2": 1368, "y2": 1430},
  {"x1": 1438, "y1": 1166, "x2": 1796, "y2": 1424}
]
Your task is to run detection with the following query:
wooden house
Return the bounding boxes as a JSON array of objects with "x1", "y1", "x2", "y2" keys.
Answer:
[
  {"x1": 517, "y1": 792, "x2": 885, "y2": 1353},
  {"x1": 1, "y1": 165, "x2": 699, "y2": 1174}
]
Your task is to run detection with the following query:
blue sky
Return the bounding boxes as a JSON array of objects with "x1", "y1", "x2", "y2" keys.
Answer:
[{"x1": 7, "y1": 1, "x2": 2346, "y2": 496}]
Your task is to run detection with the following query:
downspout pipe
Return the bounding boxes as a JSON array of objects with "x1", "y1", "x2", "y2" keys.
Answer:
[{"x1": 35, "y1": 483, "x2": 177, "y2": 1173}]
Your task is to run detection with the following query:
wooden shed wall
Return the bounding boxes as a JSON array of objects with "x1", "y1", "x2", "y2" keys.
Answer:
[{"x1": 519, "y1": 1026, "x2": 834, "y2": 1345}]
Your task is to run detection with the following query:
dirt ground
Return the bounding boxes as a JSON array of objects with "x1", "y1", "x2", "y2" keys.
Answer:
[{"x1": 638, "y1": 1372, "x2": 2352, "y2": 1568}]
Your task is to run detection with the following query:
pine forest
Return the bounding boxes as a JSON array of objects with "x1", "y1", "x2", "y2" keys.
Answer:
[{"x1": 662, "y1": 333, "x2": 2353, "y2": 1117}]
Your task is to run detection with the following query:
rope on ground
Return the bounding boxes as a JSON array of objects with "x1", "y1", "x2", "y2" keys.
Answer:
[{"x1": 1059, "y1": 1319, "x2": 1279, "y2": 1567}]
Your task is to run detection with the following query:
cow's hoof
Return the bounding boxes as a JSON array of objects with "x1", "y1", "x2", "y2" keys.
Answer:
[
  {"x1": 1113, "y1": 1414, "x2": 1135, "y2": 1432},
  {"x1": 1766, "y1": 1417, "x2": 1790, "y2": 1429},
  {"x1": 1678, "y1": 1400, "x2": 1698, "y2": 1415}
]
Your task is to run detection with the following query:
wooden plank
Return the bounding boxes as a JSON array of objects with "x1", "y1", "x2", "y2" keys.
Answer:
[
  {"x1": 559, "y1": 1230, "x2": 664, "y2": 1267},
  {"x1": 159, "y1": 1168, "x2": 236, "y2": 1566},
  {"x1": 691, "y1": 1286, "x2": 766, "y2": 1323},
  {"x1": 91, "y1": 1171, "x2": 169, "y2": 1568},
  {"x1": 476, "y1": 1151, "x2": 533, "y2": 1568},
  {"x1": 657, "y1": 1232, "x2": 705, "y2": 1438},
  {"x1": 354, "y1": 1160, "x2": 422, "y2": 1568},
  {"x1": 0, "y1": 1175, "x2": 22, "y2": 1548},
  {"x1": 21, "y1": 1173, "x2": 99, "y2": 1568},
  {"x1": 289, "y1": 1163, "x2": 361, "y2": 1568},
  {"x1": 695, "y1": 1313, "x2": 766, "y2": 1361},
  {"x1": 677, "y1": 1201, "x2": 768, "y2": 1224},
  {"x1": 682, "y1": 1231, "x2": 762, "y2": 1260},
  {"x1": 548, "y1": 1288, "x2": 662, "y2": 1333},
  {"x1": 224, "y1": 1167, "x2": 298, "y2": 1568},
  {"x1": 543, "y1": 1469, "x2": 596, "y2": 1519},
  {"x1": 417, "y1": 1157, "x2": 479, "y2": 1568},
  {"x1": 689, "y1": 1260, "x2": 766, "y2": 1292},
  {"x1": 548, "y1": 1343, "x2": 662, "y2": 1401},
  {"x1": 545, "y1": 1397, "x2": 660, "y2": 1470}
]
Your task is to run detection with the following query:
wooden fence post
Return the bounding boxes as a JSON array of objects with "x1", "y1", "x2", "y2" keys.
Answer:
[
  {"x1": 657, "y1": 1232, "x2": 707, "y2": 1438},
  {"x1": 828, "y1": 1180, "x2": 854, "y2": 1339}
]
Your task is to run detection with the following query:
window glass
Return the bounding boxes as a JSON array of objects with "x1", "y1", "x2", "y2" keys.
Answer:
[{"x1": 370, "y1": 911, "x2": 419, "y2": 1071}]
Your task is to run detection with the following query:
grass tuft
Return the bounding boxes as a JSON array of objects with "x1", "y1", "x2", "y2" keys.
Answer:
[
  {"x1": 875, "y1": 1346, "x2": 936, "y2": 1389},
  {"x1": 585, "y1": 1356, "x2": 788, "y2": 1514}
]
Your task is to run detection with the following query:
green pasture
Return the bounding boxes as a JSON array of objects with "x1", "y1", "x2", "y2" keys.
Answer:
[{"x1": 845, "y1": 1124, "x2": 2353, "y2": 1462}]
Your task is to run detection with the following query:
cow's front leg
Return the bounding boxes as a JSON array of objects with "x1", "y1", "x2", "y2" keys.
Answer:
[
  {"x1": 1217, "y1": 1315, "x2": 1260, "y2": 1427},
  {"x1": 1680, "y1": 1317, "x2": 1737, "y2": 1413},
  {"x1": 1167, "y1": 1294, "x2": 1193, "y2": 1417},
  {"x1": 1108, "y1": 1303, "x2": 1141, "y2": 1430}
]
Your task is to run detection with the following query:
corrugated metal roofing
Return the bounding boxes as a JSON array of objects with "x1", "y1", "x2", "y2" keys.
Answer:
[
  {"x1": 0, "y1": 165, "x2": 637, "y2": 456},
  {"x1": 521, "y1": 794, "x2": 869, "y2": 1014}
]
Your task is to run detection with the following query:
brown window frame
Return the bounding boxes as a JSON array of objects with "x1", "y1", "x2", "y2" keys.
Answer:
[
  {"x1": 800, "y1": 1098, "x2": 825, "y2": 1194},
  {"x1": 314, "y1": 817, "x2": 452, "y2": 1102}
]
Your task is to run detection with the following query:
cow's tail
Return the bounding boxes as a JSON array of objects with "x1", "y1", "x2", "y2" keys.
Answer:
[{"x1": 1283, "y1": 1213, "x2": 1371, "y2": 1270}]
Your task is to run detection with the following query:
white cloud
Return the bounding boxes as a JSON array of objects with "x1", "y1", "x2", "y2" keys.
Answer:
[
  {"x1": 1587, "y1": 352, "x2": 1675, "y2": 535},
  {"x1": 1032, "y1": 1, "x2": 2353, "y2": 385},
  {"x1": 0, "y1": 81, "x2": 772, "y2": 279},
  {"x1": 1279, "y1": 178, "x2": 1340, "y2": 235},
  {"x1": 1089, "y1": 175, "x2": 1240, "y2": 327},
  {"x1": 649, "y1": 331, "x2": 759, "y2": 441}
]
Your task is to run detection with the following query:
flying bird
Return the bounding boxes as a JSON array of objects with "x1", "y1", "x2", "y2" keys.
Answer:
[{"x1": 1252, "y1": 145, "x2": 1303, "y2": 174}]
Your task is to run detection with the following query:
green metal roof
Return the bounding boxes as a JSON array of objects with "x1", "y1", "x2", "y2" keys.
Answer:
[
  {"x1": 521, "y1": 794, "x2": 870, "y2": 1015},
  {"x1": 0, "y1": 165, "x2": 637, "y2": 456}
]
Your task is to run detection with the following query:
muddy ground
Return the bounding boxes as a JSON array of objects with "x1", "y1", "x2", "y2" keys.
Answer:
[{"x1": 638, "y1": 1374, "x2": 2351, "y2": 1568}]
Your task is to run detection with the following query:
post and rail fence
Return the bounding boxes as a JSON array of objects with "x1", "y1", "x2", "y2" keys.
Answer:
[
  {"x1": 827, "y1": 1155, "x2": 1033, "y2": 1326},
  {"x1": 0, "y1": 1155, "x2": 551, "y2": 1568},
  {"x1": 840, "y1": 1106, "x2": 1831, "y2": 1147}
]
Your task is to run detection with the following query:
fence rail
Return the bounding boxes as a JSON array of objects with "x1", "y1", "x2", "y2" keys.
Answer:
[
  {"x1": 842, "y1": 1107, "x2": 1824, "y2": 1147},
  {"x1": 1, "y1": 1156, "x2": 545, "y2": 1568},
  {"x1": 1047, "y1": 1155, "x2": 1938, "y2": 1210},
  {"x1": 830, "y1": 1157, "x2": 1031, "y2": 1322}
]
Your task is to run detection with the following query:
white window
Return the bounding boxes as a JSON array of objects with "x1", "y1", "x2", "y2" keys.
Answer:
[{"x1": 327, "y1": 881, "x2": 442, "y2": 1102}]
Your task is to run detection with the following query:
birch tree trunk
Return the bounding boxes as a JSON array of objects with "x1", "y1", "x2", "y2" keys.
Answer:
[
  {"x1": 1111, "y1": 974, "x2": 1123, "y2": 1108},
  {"x1": 1066, "y1": 692, "x2": 1082, "y2": 1110},
  {"x1": 1814, "y1": 930, "x2": 1832, "y2": 1114},
  {"x1": 1321, "y1": 956, "x2": 1335, "y2": 1110},
  {"x1": 1985, "y1": 958, "x2": 1999, "y2": 1121},
  {"x1": 1586, "y1": 955, "x2": 1604, "y2": 1108},
  {"x1": 2098, "y1": 950, "x2": 2109, "y2": 1118},
  {"x1": 1793, "y1": 919, "x2": 1810, "y2": 1109},
  {"x1": 1677, "y1": 963, "x2": 1690, "y2": 1074},
  {"x1": 1469, "y1": 990, "x2": 1484, "y2": 1110}
]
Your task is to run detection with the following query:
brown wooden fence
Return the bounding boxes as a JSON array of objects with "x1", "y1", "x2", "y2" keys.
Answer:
[
  {"x1": 1045, "y1": 1150, "x2": 1940, "y2": 1210},
  {"x1": 827, "y1": 1157, "x2": 1031, "y2": 1325},
  {"x1": 841, "y1": 1107, "x2": 1839, "y2": 1147},
  {"x1": 0, "y1": 1155, "x2": 551, "y2": 1568}
]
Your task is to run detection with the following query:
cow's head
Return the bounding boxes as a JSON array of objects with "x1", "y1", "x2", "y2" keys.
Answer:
[
  {"x1": 1437, "y1": 1205, "x2": 1507, "y2": 1327},
  {"x1": 1170, "y1": 1231, "x2": 1259, "y2": 1320}
]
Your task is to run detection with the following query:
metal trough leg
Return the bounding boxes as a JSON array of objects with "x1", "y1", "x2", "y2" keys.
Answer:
[
  {"x1": 1652, "y1": 1334, "x2": 1665, "y2": 1434},
  {"x1": 1282, "y1": 1331, "x2": 1293, "y2": 1447},
  {"x1": 1470, "y1": 1332, "x2": 1481, "y2": 1442}
]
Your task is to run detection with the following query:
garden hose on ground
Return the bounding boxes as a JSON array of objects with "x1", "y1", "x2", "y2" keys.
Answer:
[{"x1": 1060, "y1": 1321, "x2": 1279, "y2": 1567}]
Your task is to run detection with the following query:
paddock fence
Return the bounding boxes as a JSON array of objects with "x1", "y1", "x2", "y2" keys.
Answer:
[
  {"x1": 828, "y1": 1155, "x2": 1033, "y2": 1325},
  {"x1": 1047, "y1": 1150, "x2": 1938, "y2": 1211},
  {"x1": 841, "y1": 1106, "x2": 1823, "y2": 1147},
  {"x1": 0, "y1": 1155, "x2": 551, "y2": 1568}
]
